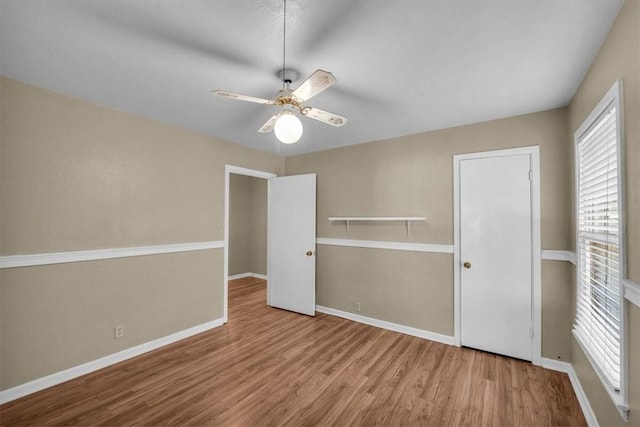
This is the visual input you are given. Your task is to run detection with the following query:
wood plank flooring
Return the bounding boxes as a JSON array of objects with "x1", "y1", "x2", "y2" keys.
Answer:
[{"x1": 1, "y1": 277, "x2": 586, "y2": 426}]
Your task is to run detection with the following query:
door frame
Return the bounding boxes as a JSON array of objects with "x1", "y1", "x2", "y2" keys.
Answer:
[
  {"x1": 224, "y1": 165, "x2": 276, "y2": 323},
  {"x1": 453, "y1": 146, "x2": 542, "y2": 365}
]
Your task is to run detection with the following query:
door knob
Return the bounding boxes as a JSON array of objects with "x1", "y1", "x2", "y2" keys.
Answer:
[
  {"x1": 463, "y1": 262, "x2": 471, "y2": 269},
  {"x1": 306, "y1": 251, "x2": 313, "y2": 256}
]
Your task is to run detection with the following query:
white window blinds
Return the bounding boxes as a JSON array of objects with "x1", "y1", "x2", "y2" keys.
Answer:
[{"x1": 574, "y1": 100, "x2": 623, "y2": 393}]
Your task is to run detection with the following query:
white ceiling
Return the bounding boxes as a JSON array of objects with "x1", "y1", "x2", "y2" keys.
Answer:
[{"x1": 0, "y1": 0, "x2": 623, "y2": 156}]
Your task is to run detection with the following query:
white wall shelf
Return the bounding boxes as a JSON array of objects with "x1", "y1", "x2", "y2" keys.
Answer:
[{"x1": 328, "y1": 216, "x2": 426, "y2": 237}]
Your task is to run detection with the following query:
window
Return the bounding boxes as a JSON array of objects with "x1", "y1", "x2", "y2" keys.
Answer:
[{"x1": 573, "y1": 80, "x2": 627, "y2": 418}]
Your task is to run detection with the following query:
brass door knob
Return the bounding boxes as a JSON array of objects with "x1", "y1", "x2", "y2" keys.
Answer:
[
  {"x1": 463, "y1": 262, "x2": 471, "y2": 269},
  {"x1": 306, "y1": 251, "x2": 313, "y2": 256}
]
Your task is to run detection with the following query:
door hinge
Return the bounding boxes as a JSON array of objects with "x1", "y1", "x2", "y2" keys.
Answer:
[
  {"x1": 528, "y1": 170, "x2": 533, "y2": 181},
  {"x1": 530, "y1": 327, "x2": 534, "y2": 338}
]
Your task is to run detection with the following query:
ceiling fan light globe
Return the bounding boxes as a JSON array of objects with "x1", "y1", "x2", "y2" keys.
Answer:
[{"x1": 274, "y1": 112, "x2": 303, "y2": 144}]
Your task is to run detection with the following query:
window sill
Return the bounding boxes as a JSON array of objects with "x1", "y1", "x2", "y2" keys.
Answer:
[
  {"x1": 572, "y1": 329, "x2": 629, "y2": 421},
  {"x1": 623, "y1": 279, "x2": 640, "y2": 308}
]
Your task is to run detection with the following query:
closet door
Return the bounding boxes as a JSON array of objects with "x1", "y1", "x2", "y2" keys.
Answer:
[{"x1": 459, "y1": 153, "x2": 533, "y2": 361}]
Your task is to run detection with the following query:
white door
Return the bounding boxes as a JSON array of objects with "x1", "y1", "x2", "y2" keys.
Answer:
[
  {"x1": 459, "y1": 153, "x2": 533, "y2": 360},
  {"x1": 268, "y1": 174, "x2": 316, "y2": 316}
]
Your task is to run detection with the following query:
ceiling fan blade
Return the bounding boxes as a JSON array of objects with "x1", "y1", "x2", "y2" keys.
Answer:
[
  {"x1": 291, "y1": 70, "x2": 337, "y2": 102},
  {"x1": 212, "y1": 90, "x2": 275, "y2": 105},
  {"x1": 302, "y1": 107, "x2": 348, "y2": 127},
  {"x1": 258, "y1": 112, "x2": 282, "y2": 133}
]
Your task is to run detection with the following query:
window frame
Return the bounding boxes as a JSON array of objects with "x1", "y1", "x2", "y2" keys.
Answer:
[{"x1": 573, "y1": 79, "x2": 628, "y2": 420}]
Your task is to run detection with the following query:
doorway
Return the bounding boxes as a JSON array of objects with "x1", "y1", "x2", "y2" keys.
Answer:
[
  {"x1": 228, "y1": 174, "x2": 268, "y2": 281},
  {"x1": 224, "y1": 166, "x2": 317, "y2": 323},
  {"x1": 224, "y1": 166, "x2": 276, "y2": 323},
  {"x1": 453, "y1": 146, "x2": 541, "y2": 364}
]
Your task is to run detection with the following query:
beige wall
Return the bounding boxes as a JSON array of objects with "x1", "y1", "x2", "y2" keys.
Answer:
[
  {"x1": 0, "y1": 77, "x2": 283, "y2": 390},
  {"x1": 286, "y1": 108, "x2": 572, "y2": 359},
  {"x1": 318, "y1": 247, "x2": 453, "y2": 335},
  {"x1": 228, "y1": 174, "x2": 267, "y2": 276},
  {"x1": 250, "y1": 178, "x2": 268, "y2": 275},
  {"x1": 567, "y1": 0, "x2": 640, "y2": 425},
  {"x1": 1, "y1": 251, "x2": 221, "y2": 388},
  {"x1": 229, "y1": 174, "x2": 253, "y2": 276}
]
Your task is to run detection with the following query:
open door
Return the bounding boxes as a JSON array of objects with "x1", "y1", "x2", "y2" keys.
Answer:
[{"x1": 268, "y1": 174, "x2": 316, "y2": 316}]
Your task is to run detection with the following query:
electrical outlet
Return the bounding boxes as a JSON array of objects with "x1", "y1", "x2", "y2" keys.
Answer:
[
  {"x1": 354, "y1": 302, "x2": 361, "y2": 313},
  {"x1": 114, "y1": 324, "x2": 124, "y2": 339}
]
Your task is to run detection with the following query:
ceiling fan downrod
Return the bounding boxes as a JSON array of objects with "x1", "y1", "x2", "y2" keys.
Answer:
[{"x1": 282, "y1": 0, "x2": 288, "y2": 89}]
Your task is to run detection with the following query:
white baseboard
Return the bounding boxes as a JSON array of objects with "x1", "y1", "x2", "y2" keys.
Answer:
[
  {"x1": 228, "y1": 272, "x2": 252, "y2": 280},
  {"x1": 0, "y1": 318, "x2": 224, "y2": 404},
  {"x1": 228, "y1": 272, "x2": 267, "y2": 281},
  {"x1": 541, "y1": 358, "x2": 598, "y2": 427},
  {"x1": 315, "y1": 305, "x2": 455, "y2": 346},
  {"x1": 541, "y1": 249, "x2": 577, "y2": 265}
]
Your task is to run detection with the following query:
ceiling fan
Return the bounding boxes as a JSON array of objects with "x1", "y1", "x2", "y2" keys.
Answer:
[{"x1": 212, "y1": 0, "x2": 347, "y2": 144}]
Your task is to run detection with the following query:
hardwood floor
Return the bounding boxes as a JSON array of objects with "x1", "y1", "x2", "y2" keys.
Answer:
[{"x1": 1, "y1": 277, "x2": 586, "y2": 426}]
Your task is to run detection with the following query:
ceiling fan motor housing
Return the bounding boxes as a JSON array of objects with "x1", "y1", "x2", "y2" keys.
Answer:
[
  {"x1": 275, "y1": 88, "x2": 303, "y2": 109},
  {"x1": 277, "y1": 68, "x2": 299, "y2": 84}
]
